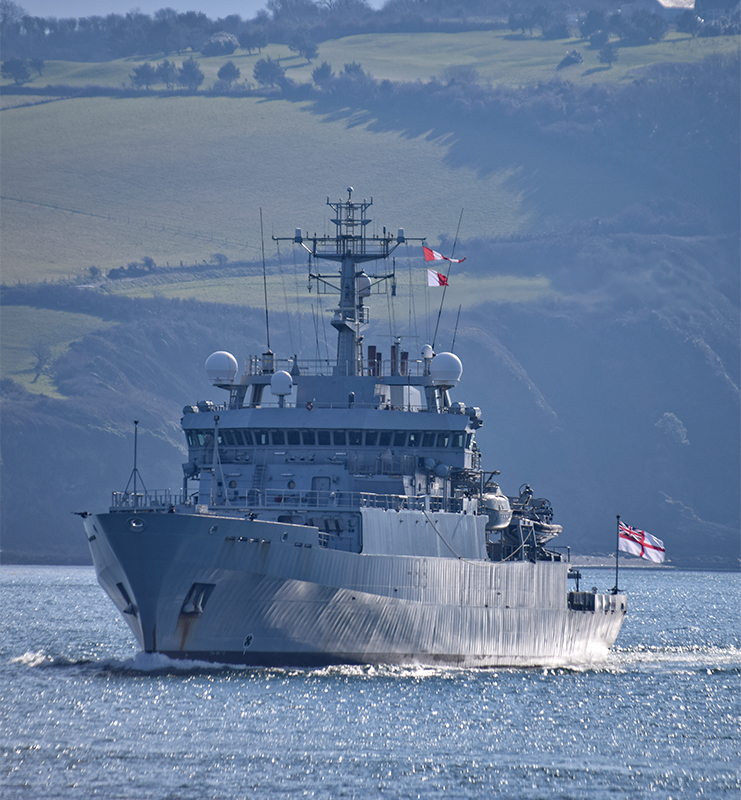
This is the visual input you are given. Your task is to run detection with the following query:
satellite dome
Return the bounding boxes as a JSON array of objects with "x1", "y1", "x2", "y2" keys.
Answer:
[
  {"x1": 205, "y1": 351, "x2": 238, "y2": 384},
  {"x1": 356, "y1": 272, "x2": 371, "y2": 298},
  {"x1": 430, "y1": 352, "x2": 463, "y2": 385},
  {"x1": 421, "y1": 344, "x2": 434, "y2": 360},
  {"x1": 270, "y1": 370, "x2": 293, "y2": 397}
]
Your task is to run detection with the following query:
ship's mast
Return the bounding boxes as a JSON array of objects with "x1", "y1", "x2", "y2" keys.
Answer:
[{"x1": 276, "y1": 188, "x2": 423, "y2": 376}]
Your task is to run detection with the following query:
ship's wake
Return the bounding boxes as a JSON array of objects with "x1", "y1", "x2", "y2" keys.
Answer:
[
  {"x1": 605, "y1": 644, "x2": 741, "y2": 674},
  {"x1": 8, "y1": 645, "x2": 741, "y2": 678}
]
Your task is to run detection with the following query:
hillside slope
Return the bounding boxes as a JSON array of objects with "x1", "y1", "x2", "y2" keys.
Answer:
[
  {"x1": 1, "y1": 223, "x2": 738, "y2": 568},
  {"x1": 1, "y1": 42, "x2": 738, "y2": 568}
]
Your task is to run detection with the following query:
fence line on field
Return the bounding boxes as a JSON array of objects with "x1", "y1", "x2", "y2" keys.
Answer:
[{"x1": 0, "y1": 194, "x2": 258, "y2": 253}]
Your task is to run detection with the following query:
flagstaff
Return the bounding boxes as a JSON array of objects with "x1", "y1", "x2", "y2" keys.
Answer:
[{"x1": 613, "y1": 514, "x2": 620, "y2": 594}]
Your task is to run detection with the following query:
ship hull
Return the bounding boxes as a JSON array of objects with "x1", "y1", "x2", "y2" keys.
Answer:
[{"x1": 84, "y1": 511, "x2": 626, "y2": 668}]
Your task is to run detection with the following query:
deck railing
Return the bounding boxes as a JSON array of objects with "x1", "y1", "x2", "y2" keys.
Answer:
[
  {"x1": 247, "y1": 356, "x2": 426, "y2": 379},
  {"x1": 110, "y1": 490, "x2": 187, "y2": 509},
  {"x1": 111, "y1": 488, "x2": 464, "y2": 514}
]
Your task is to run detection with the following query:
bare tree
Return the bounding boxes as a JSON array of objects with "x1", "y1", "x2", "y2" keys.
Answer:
[{"x1": 30, "y1": 341, "x2": 51, "y2": 383}]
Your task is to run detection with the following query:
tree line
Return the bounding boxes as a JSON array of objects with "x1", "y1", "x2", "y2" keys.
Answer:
[{"x1": 3, "y1": 0, "x2": 737, "y2": 64}]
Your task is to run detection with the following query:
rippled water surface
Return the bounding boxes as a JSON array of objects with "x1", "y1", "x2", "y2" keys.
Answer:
[{"x1": 1, "y1": 566, "x2": 739, "y2": 799}]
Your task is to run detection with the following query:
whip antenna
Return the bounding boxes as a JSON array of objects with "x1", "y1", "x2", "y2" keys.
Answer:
[
  {"x1": 432, "y1": 207, "x2": 464, "y2": 349},
  {"x1": 451, "y1": 304, "x2": 462, "y2": 351},
  {"x1": 260, "y1": 207, "x2": 271, "y2": 350}
]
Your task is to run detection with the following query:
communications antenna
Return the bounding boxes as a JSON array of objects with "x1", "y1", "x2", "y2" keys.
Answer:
[
  {"x1": 275, "y1": 188, "x2": 424, "y2": 376},
  {"x1": 123, "y1": 420, "x2": 148, "y2": 506}
]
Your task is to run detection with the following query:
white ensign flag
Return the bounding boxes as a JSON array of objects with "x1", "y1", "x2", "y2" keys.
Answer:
[{"x1": 619, "y1": 521, "x2": 666, "y2": 563}]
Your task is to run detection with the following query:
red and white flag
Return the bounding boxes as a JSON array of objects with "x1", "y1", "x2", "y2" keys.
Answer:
[
  {"x1": 619, "y1": 521, "x2": 666, "y2": 563},
  {"x1": 427, "y1": 269, "x2": 449, "y2": 287},
  {"x1": 423, "y1": 245, "x2": 465, "y2": 264}
]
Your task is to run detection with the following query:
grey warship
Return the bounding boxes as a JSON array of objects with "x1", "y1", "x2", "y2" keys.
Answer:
[{"x1": 82, "y1": 190, "x2": 626, "y2": 667}]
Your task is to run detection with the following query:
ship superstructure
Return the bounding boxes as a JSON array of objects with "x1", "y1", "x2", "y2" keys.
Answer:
[{"x1": 83, "y1": 191, "x2": 626, "y2": 667}]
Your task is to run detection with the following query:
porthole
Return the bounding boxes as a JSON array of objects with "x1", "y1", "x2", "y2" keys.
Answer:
[
  {"x1": 229, "y1": 480, "x2": 237, "y2": 489},
  {"x1": 128, "y1": 518, "x2": 145, "y2": 531},
  {"x1": 243, "y1": 634, "x2": 253, "y2": 649},
  {"x1": 287, "y1": 480, "x2": 296, "y2": 489},
  {"x1": 209, "y1": 525, "x2": 219, "y2": 535}
]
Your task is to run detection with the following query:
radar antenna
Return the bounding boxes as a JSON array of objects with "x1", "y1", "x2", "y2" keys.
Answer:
[{"x1": 274, "y1": 188, "x2": 425, "y2": 376}]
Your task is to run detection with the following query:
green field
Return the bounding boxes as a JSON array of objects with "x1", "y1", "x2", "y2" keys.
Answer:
[
  {"x1": 0, "y1": 269, "x2": 554, "y2": 399},
  {"x1": 0, "y1": 94, "x2": 530, "y2": 283},
  {"x1": 102, "y1": 265, "x2": 556, "y2": 309},
  {"x1": 0, "y1": 305, "x2": 118, "y2": 397},
  {"x1": 316, "y1": 30, "x2": 739, "y2": 85},
  {"x1": 2, "y1": 31, "x2": 738, "y2": 91},
  {"x1": 0, "y1": 28, "x2": 737, "y2": 287}
]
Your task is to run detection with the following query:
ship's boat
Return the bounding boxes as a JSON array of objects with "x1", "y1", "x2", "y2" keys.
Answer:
[{"x1": 82, "y1": 190, "x2": 626, "y2": 667}]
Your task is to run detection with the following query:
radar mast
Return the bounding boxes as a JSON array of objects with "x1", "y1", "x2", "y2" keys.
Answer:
[{"x1": 276, "y1": 188, "x2": 423, "y2": 376}]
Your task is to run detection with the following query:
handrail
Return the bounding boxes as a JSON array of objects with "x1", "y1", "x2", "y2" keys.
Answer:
[
  {"x1": 111, "y1": 490, "x2": 188, "y2": 509},
  {"x1": 247, "y1": 355, "x2": 426, "y2": 379},
  {"x1": 110, "y1": 488, "x2": 465, "y2": 514}
]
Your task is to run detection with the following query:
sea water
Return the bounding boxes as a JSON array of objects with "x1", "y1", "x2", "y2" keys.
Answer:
[{"x1": 1, "y1": 566, "x2": 738, "y2": 800}]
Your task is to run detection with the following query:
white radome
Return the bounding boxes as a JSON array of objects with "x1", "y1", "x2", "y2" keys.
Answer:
[
  {"x1": 270, "y1": 370, "x2": 293, "y2": 397},
  {"x1": 430, "y1": 352, "x2": 463, "y2": 385},
  {"x1": 356, "y1": 272, "x2": 371, "y2": 298},
  {"x1": 205, "y1": 351, "x2": 238, "y2": 383}
]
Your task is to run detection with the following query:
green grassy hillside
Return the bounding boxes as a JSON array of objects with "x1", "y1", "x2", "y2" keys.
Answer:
[
  {"x1": 0, "y1": 305, "x2": 117, "y2": 397},
  {"x1": 0, "y1": 94, "x2": 530, "y2": 283},
  {"x1": 1, "y1": 30, "x2": 737, "y2": 286},
  {"x1": 315, "y1": 30, "x2": 739, "y2": 85},
  {"x1": 1, "y1": 29, "x2": 737, "y2": 568},
  {"x1": 2, "y1": 32, "x2": 737, "y2": 91}
]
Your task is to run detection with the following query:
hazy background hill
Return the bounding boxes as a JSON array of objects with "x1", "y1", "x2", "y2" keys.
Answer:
[{"x1": 1, "y1": 4, "x2": 738, "y2": 568}]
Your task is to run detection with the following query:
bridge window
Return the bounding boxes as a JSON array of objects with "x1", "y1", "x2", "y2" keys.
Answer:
[
  {"x1": 254, "y1": 430, "x2": 269, "y2": 446},
  {"x1": 451, "y1": 432, "x2": 465, "y2": 448},
  {"x1": 195, "y1": 430, "x2": 213, "y2": 446},
  {"x1": 349, "y1": 430, "x2": 363, "y2": 446},
  {"x1": 317, "y1": 430, "x2": 331, "y2": 446},
  {"x1": 271, "y1": 430, "x2": 285, "y2": 445},
  {"x1": 333, "y1": 430, "x2": 346, "y2": 446},
  {"x1": 408, "y1": 432, "x2": 422, "y2": 447},
  {"x1": 378, "y1": 431, "x2": 392, "y2": 447},
  {"x1": 286, "y1": 430, "x2": 301, "y2": 446},
  {"x1": 241, "y1": 430, "x2": 253, "y2": 446},
  {"x1": 423, "y1": 432, "x2": 436, "y2": 447},
  {"x1": 365, "y1": 431, "x2": 378, "y2": 446},
  {"x1": 302, "y1": 430, "x2": 316, "y2": 445},
  {"x1": 393, "y1": 431, "x2": 407, "y2": 447},
  {"x1": 221, "y1": 430, "x2": 235, "y2": 446},
  {"x1": 437, "y1": 432, "x2": 451, "y2": 448}
]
